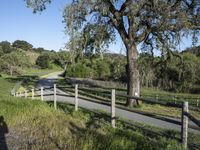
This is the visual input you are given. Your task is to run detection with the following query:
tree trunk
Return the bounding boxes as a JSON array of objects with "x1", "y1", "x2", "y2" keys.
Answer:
[{"x1": 126, "y1": 44, "x2": 140, "y2": 106}]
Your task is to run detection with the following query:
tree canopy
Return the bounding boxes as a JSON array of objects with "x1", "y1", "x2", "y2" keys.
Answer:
[
  {"x1": 0, "y1": 41, "x2": 13, "y2": 53},
  {"x1": 12, "y1": 40, "x2": 33, "y2": 51}
]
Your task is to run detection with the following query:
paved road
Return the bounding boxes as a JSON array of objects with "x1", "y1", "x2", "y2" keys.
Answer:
[{"x1": 36, "y1": 72, "x2": 200, "y2": 134}]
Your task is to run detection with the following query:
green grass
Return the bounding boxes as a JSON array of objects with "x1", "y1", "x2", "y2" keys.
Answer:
[
  {"x1": 134, "y1": 103, "x2": 200, "y2": 119},
  {"x1": 22, "y1": 68, "x2": 63, "y2": 77},
  {"x1": 0, "y1": 77, "x2": 187, "y2": 150},
  {"x1": 141, "y1": 87, "x2": 200, "y2": 104},
  {"x1": 0, "y1": 99, "x2": 185, "y2": 150},
  {"x1": 56, "y1": 78, "x2": 200, "y2": 120}
]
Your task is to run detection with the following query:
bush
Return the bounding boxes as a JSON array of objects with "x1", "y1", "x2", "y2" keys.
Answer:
[
  {"x1": 65, "y1": 63, "x2": 93, "y2": 78},
  {"x1": 95, "y1": 60, "x2": 111, "y2": 80},
  {"x1": 36, "y1": 55, "x2": 50, "y2": 69}
]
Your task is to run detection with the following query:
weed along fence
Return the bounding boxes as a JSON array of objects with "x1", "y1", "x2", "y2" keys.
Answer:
[
  {"x1": 14, "y1": 84, "x2": 200, "y2": 149},
  {"x1": 140, "y1": 93, "x2": 200, "y2": 108}
]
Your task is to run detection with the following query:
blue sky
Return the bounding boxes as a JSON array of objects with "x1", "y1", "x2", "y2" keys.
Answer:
[
  {"x1": 0, "y1": 0, "x2": 68, "y2": 51},
  {"x1": 0, "y1": 0, "x2": 199, "y2": 52}
]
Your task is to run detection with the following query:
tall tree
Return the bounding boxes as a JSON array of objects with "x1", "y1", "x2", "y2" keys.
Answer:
[
  {"x1": 0, "y1": 41, "x2": 12, "y2": 53},
  {"x1": 12, "y1": 40, "x2": 33, "y2": 51},
  {"x1": 25, "y1": 0, "x2": 200, "y2": 106}
]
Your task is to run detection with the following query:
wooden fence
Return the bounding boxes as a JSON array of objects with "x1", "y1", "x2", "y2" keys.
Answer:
[{"x1": 14, "y1": 84, "x2": 200, "y2": 149}]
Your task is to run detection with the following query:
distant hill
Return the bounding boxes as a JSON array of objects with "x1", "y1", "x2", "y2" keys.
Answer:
[
  {"x1": 104, "y1": 53, "x2": 126, "y2": 60},
  {"x1": 0, "y1": 40, "x2": 64, "y2": 75},
  {"x1": 182, "y1": 46, "x2": 200, "y2": 56}
]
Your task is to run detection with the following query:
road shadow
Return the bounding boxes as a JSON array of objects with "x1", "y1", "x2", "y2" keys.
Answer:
[
  {"x1": 6, "y1": 75, "x2": 39, "y2": 83},
  {"x1": 0, "y1": 116, "x2": 8, "y2": 150}
]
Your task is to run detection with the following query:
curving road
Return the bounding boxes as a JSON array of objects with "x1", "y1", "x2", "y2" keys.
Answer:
[{"x1": 36, "y1": 72, "x2": 200, "y2": 134}]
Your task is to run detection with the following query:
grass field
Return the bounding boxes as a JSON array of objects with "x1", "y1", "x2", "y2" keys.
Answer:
[{"x1": 0, "y1": 76, "x2": 188, "y2": 150}]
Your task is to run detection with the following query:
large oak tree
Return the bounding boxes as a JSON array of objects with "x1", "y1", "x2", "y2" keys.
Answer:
[{"x1": 25, "y1": 0, "x2": 200, "y2": 106}]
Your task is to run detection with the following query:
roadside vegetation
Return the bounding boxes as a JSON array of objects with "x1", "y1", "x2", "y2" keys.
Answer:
[
  {"x1": 0, "y1": 77, "x2": 187, "y2": 150},
  {"x1": 63, "y1": 47, "x2": 200, "y2": 94},
  {"x1": 0, "y1": 39, "x2": 199, "y2": 132},
  {"x1": 57, "y1": 78, "x2": 200, "y2": 120}
]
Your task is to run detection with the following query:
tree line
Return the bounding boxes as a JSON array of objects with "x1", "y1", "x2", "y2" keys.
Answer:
[
  {"x1": 0, "y1": 40, "x2": 69, "y2": 75},
  {"x1": 0, "y1": 39, "x2": 199, "y2": 94},
  {"x1": 64, "y1": 46, "x2": 200, "y2": 94}
]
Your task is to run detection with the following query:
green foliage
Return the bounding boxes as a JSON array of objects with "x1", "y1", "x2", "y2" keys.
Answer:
[
  {"x1": 0, "y1": 40, "x2": 66, "y2": 74},
  {"x1": 36, "y1": 54, "x2": 50, "y2": 69},
  {"x1": 66, "y1": 63, "x2": 93, "y2": 78},
  {"x1": 97, "y1": 60, "x2": 111, "y2": 80},
  {"x1": 65, "y1": 56, "x2": 122, "y2": 80},
  {"x1": 0, "y1": 41, "x2": 13, "y2": 53},
  {"x1": 138, "y1": 53, "x2": 155, "y2": 87},
  {"x1": 180, "y1": 53, "x2": 200, "y2": 92},
  {"x1": 54, "y1": 51, "x2": 71, "y2": 68},
  {"x1": 183, "y1": 46, "x2": 200, "y2": 56},
  {"x1": 33, "y1": 47, "x2": 46, "y2": 53},
  {"x1": 137, "y1": 51, "x2": 200, "y2": 93},
  {"x1": 0, "y1": 51, "x2": 31, "y2": 75},
  {"x1": 12, "y1": 40, "x2": 33, "y2": 51},
  {"x1": 110, "y1": 61, "x2": 126, "y2": 81},
  {"x1": 0, "y1": 46, "x2": 3, "y2": 57}
]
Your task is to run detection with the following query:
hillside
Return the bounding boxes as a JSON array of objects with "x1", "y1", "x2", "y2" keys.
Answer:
[{"x1": 0, "y1": 40, "x2": 65, "y2": 76}]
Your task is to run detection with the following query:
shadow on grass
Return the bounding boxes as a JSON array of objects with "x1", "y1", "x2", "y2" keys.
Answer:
[
  {"x1": 6, "y1": 75, "x2": 39, "y2": 82},
  {"x1": 49, "y1": 102, "x2": 182, "y2": 141},
  {"x1": 67, "y1": 119, "x2": 180, "y2": 150},
  {"x1": 5, "y1": 75, "x2": 40, "y2": 91},
  {"x1": 0, "y1": 116, "x2": 8, "y2": 150}
]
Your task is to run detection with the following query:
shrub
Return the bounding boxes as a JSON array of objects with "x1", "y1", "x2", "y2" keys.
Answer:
[
  {"x1": 36, "y1": 55, "x2": 50, "y2": 69},
  {"x1": 65, "y1": 63, "x2": 93, "y2": 78},
  {"x1": 95, "y1": 60, "x2": 111, "y2": 80}
]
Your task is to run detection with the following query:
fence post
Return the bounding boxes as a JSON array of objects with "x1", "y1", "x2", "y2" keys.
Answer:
[
  {"x1": 25, "y1": 90, "x2": 27, "y2": 98},
  {"x1": 16, "y1": 92, "x2": 18, "y2": 97},
  {"x1": 41, "y1": 87, "x2": 44, "y2": 101},
  {"x1": 111, "y1": 89, "x2": 116, "y2": 128},
  {"x1": 181, "y1": 101, "x2": 188, "y2": 149},
  {"x1": 31, "y1": 89, "x2": 34, "y2": 100},
  {"x1": 197, "y1": 99, "x2": 199, "y2": 107},
  {"x1": 20, "y1": 91, "x2": 22, "y2": 97},
  {"x1": 13, "y1": 92, "x2": 16, "y2": 97},
  {"x1": 173, "y1": 96, "x2": 177, "y2": 104},
  {"x1": 75, "y1": 84, "x2": 78, "y2": 111},
  {"x1": 54, "y1": 84, "x2": 57, "y2": 110}
]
